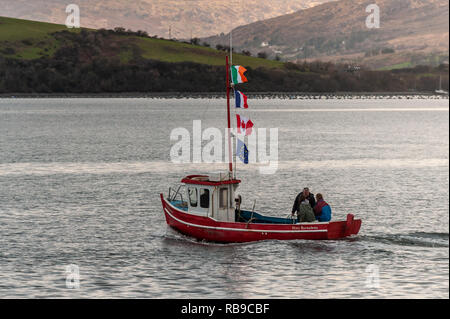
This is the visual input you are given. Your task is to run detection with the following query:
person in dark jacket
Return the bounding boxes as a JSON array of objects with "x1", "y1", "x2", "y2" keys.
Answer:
[
  {"x1": 296, "y1": 193, "x2": 316, "y2": 222},
  {"x1": 313, "y1": 193, "x2": 332, "y2": 222},
  {"x1": 292, "y1": 187, "x2": 316, "y2": 216}
]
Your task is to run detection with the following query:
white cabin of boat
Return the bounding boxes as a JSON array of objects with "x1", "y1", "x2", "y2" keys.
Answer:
[{"x1": 180, "y1": 174, "x2": 240, "y2": 222}]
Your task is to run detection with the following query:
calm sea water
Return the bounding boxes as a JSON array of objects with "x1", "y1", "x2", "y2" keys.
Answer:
[{"x1": 0, "y1": 97, "x2": 448, "y2": 298}]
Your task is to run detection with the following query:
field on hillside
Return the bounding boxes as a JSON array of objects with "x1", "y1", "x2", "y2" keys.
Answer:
[
  {"x1": 137, "y1": 37, "x2": 282, "y2": 69},
  {"x1": 0, "y1": 17, "x2": 68, "y2": 41},
  {"x1": 0, "y1": 16, "x2": 283, "y2": 69},
  {"x1": 0, "y1": 17, "x2": 77, "y2": 59},
  {"x1": 0, "y1": 16, "x2": 448, "y2": 94}
]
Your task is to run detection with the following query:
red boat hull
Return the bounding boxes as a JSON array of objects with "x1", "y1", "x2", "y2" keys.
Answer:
[{"x1": 161, "y1": 194, "x2": 361, "y2": 243}]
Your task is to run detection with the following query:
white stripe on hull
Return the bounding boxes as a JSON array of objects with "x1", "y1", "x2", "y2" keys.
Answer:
[{"x1": 164, "y1": 206, "x2": 328, "y2": 234}]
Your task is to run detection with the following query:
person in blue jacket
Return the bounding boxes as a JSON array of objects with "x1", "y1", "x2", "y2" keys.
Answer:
[{"x1": 313, "y1": 193, "x2": 332, "y2": 222}]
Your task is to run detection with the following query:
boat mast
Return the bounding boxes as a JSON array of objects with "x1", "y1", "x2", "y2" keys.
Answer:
[
  {"x1": 230, "y1": 30, "x2": 233, "y2": 65},
  {"x1": 230, "y1": 31, "x2": 237, "y2": 180},
  {"x1": 226, "y1": 55, "x2": 233, "y2": 175}
]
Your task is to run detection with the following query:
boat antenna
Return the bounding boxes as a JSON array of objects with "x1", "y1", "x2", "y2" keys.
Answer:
[
  {"x1": 230, "y1": 30, "x2": 237, "y2": 180},
  {"x1": 226, "y1": 55, "x2": 233, "y2": 176},
  {"x1": 230, "y1": 29, "x2": 233, "y2": 66}
]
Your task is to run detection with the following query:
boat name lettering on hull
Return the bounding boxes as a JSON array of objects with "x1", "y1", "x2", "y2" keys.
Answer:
[{"x1": 292, "y1": 226, "x2": 319, "y2": 230}]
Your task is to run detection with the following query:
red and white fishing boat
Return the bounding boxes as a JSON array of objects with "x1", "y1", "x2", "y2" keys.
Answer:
[{"x1": 160, "y1": 55, "x2": 361, "y2": 243}]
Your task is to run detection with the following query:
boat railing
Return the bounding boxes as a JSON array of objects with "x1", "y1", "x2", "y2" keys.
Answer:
[
  {"x1": 285, "y1": 214, "x2": 298, "y2": 224},
  {"x1": 168, "y1": 185, "x2": 184, "y2": 203}
]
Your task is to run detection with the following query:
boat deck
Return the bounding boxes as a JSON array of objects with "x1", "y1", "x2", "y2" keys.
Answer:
[
  {"x1": 169, "y1": 200, "x2": 188, "y2": 211},
  {"x1": 168, "y1": 200, "x2": 298, "y2": 224}
]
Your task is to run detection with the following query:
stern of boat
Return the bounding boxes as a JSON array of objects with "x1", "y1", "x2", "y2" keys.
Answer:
[{"x1": 327, "y1": 214, "x2": 362, "y2": 239}]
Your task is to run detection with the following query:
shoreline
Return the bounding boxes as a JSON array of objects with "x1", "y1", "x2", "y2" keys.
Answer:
[{"x1": 0, "y1": 92, "x2": 448, "y2": 99}]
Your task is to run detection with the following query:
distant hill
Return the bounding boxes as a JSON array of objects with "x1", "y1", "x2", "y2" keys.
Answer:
[
  {"x1": 0, "y1": 16, "x2": 448, "y2": 94},
  {"x1": 0, "y1": 16, "x2": 282, "y2": 69},
  {"x1": 0, "y1": 0, "x2": 331, "y2": 38},
  {"x1": 204, "y1": 0, "x2": 449, "y2": 70}
]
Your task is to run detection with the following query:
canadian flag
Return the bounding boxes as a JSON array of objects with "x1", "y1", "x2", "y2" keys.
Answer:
[{"x1": 236, "y1": 114, "x2": 254, "y2": 136}]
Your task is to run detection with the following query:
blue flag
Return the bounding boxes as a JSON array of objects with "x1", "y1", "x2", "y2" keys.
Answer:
[{"x1": 236, "y1": 139, "x2": 249, "y2": 164}]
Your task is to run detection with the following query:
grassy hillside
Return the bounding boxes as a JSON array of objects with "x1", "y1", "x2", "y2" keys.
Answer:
[
  {"x1": 0, "y1": 17, "x2": 78, "y2": 59},
  {"x1": 0, "y1": 16, "x2": 69, "y2": 41},
  {"x1": 0, "y1": 16, "x2": 448, "y2": 94},
  {"x1": 136, "y1": 37, "x2": 282, "y2": 68},
  {"x1": 0, "y1": 16, "x2": 283, "y2": 68}
]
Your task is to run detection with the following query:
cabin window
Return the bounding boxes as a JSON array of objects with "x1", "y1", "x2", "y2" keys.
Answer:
[
  {"x1": 188, "y1": 187, "x2": 198, "y2": 207},
  {"x1": 219, "y1": 188, "x2": 228, "y2": 208},
  {"x1": 200, "y1": 189, "x2": 210, "y2": 209}
]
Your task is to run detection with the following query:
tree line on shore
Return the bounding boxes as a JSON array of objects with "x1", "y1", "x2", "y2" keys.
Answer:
[{"x1": 0, "y1": 29, "x2": 448, "y2": 94}]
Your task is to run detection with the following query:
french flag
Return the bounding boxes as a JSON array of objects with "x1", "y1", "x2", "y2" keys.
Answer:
[
  {"x1": 236, "y1": 114, "x2": 254, "y2": 136},
  {"x1": 235, "y1": 90, "x2": 248, "y2": 109}
]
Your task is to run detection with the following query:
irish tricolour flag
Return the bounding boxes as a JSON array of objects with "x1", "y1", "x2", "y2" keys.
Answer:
[
  {"x1": 235, "y1": 90, "x2": 248, "y2": 108},
  {"x1": 230, "y1": 65, "x2": 248, "y2": 84}
]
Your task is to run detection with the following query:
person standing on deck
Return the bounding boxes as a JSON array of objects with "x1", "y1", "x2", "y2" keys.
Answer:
[
  {"x1": 292, "y1": 187, "x2": 315, "y2": 215},
  {"x1": 292, "y1": 187, "x2": 316, "y2": 222}
]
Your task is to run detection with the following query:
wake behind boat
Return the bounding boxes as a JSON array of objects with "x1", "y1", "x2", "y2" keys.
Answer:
[{"x1": 160, "y1": 54, "x2": 362, "y2": 243}]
